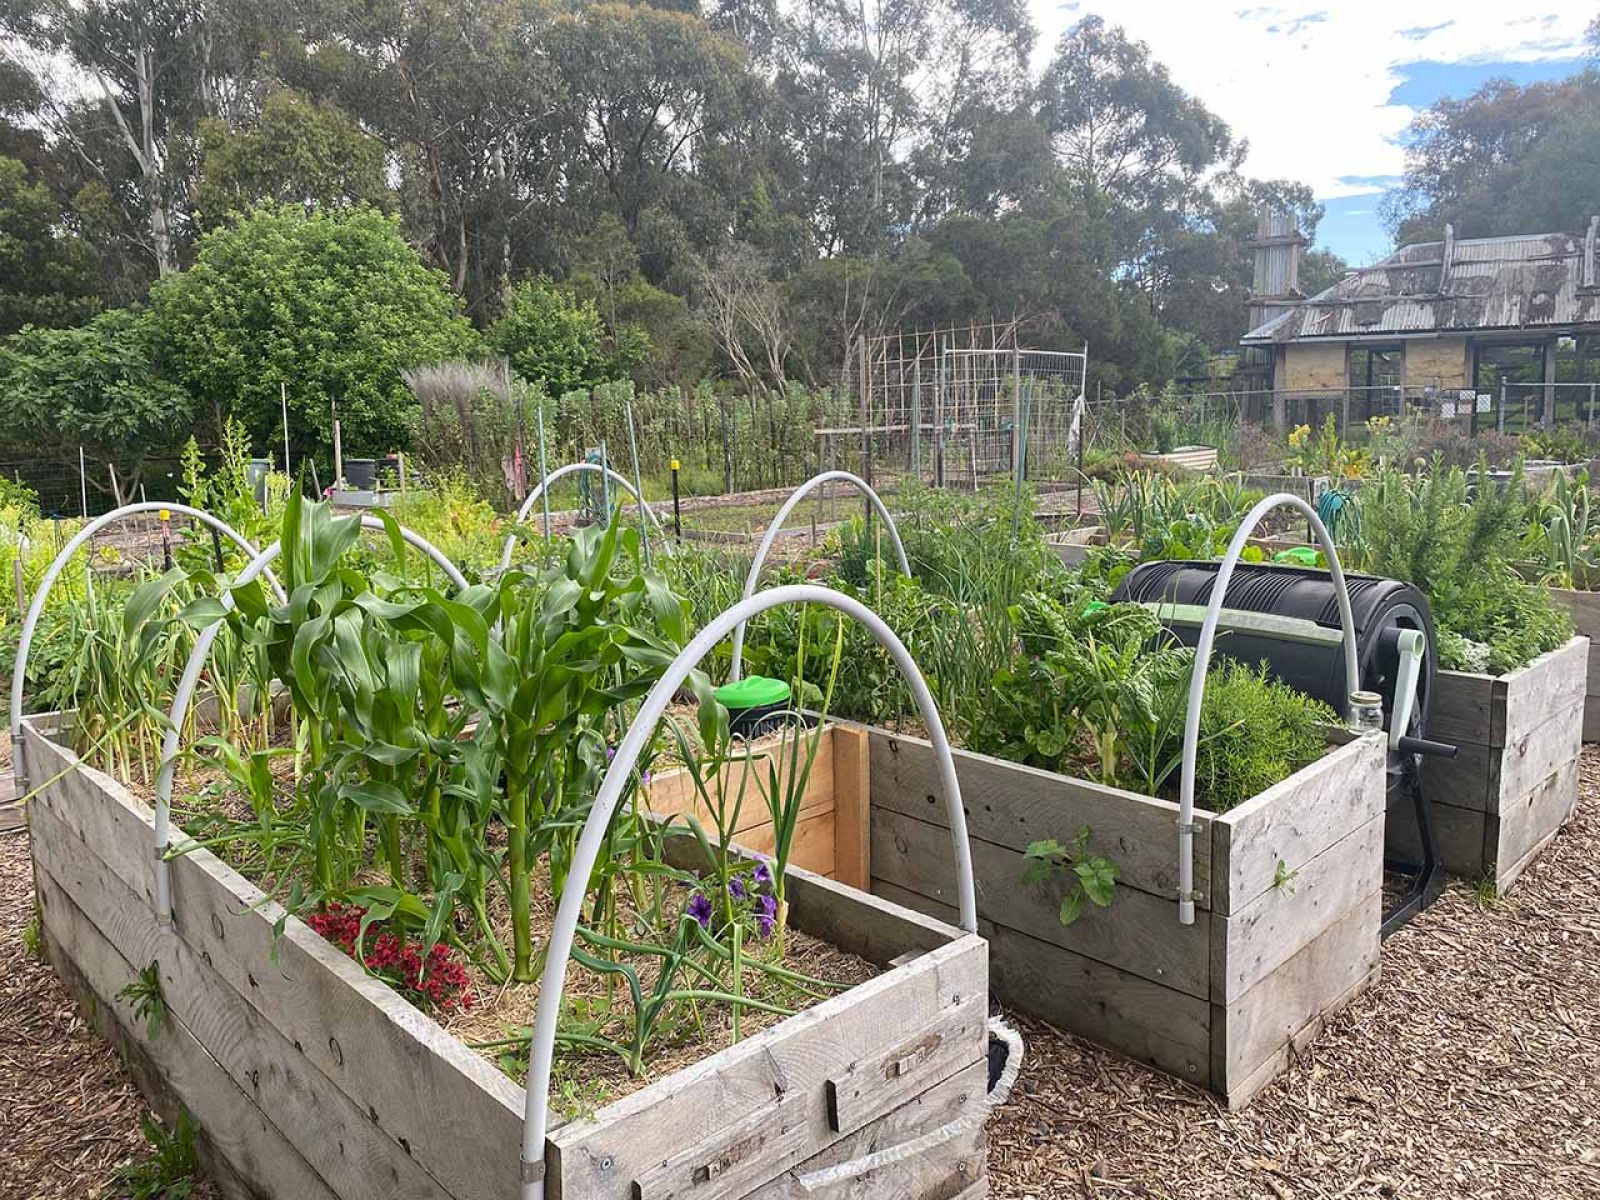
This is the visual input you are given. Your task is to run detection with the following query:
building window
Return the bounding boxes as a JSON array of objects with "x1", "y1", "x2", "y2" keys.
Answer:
[
  {"x1": 1348, "y1": 344, "x2": 1403, "y2": 420},
  {"x1": 1474, "y1": 341, "x2": 1546, "y2": 431}
]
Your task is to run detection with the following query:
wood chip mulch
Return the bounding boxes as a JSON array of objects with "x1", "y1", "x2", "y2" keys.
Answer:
[
  {"x1": 5, "y1": 749, "x2": 1600, "y2": 1198},
  {"x1": 988, "y1": 748, "x2": 1600, "y2": 1200},
  {"x1": 0, "y1": 821, "x2": 158, "y2": 1198}
]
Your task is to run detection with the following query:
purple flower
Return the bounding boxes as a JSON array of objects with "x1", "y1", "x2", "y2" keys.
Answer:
[
  {"x1": 752, "y1": 863, "x2": 772, "y2": 887},
  {"x1": 687, "y1": 892, "x2": 712, "y2": 928},
  {"x1": 605, "y1": 745, "x2": 616, "y2": 761},
  {"x1": 728, "y1": 875, "x2": 748, "y2": 900},
  {"x1": 640, "y1": 769, "x2": 652, "y2": 786},
  {"x1": 756, "y1": 893, "x2": 777, "y2": 938}
]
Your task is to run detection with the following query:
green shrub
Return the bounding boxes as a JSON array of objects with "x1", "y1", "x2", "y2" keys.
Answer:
[
  {"x1": 150, "y1": 205, "x2": 480, "y2": 457},
  {"x1": 1352, "y1": 460, "x2": 1571, "y2": 673}
]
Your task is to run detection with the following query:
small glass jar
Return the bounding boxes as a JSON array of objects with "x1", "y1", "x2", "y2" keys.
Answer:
[{"x1": 1349, "y1": 690, "x2": 1385, "y2": 733}]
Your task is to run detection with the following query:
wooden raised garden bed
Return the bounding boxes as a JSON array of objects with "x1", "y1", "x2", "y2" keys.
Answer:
[
  {"x1": 860, "y1": 724, "x2": 1387, "y2": 1108},
  {"x1": 1414, "y1": 635, "x2": 1588, "y2": 892},
  {"x1": 24, "y1": 715, "x2": 990, "y2": 1200},
  {"x1": 1549, "y1": 590, "x2": 1600, "y2": 743}
]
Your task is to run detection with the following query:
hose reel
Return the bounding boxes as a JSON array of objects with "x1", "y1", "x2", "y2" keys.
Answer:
[{"x1": 1112, "y1": 559, "x2": 1455, "y2": 936}]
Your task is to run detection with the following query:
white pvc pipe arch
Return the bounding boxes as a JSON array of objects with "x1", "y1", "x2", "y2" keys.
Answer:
[
  {"x1": 499, "y1": 461, "x2": 673, "y2": 571},
  {"x1": 9, "y1": 502, "x2": 284, "y2": 791},
  {"x1": 151, "y1": 517, "x2": 470, "y2": 923},
  {"x1": 518, "y1": 584, "x2": 976, "y2": 1200},
  {"x1": 1174, "y1": 492, "x2": 1361, "y2": 925},
  {"x1": 727, "y1": 471, "x2": 910, "y2": 683}
]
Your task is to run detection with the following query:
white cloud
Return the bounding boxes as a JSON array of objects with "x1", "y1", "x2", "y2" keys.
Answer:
[{"x1": 1026, "y1": 1, "x2": 1592, "y2": 198}]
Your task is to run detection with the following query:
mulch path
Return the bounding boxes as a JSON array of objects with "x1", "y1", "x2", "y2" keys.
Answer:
[
  {"x1": 0, "y1": 823, "x2": 175, "y2": 1198},
  {"x1": 4, "y1": 751, "x2": 1599, "y2": 1199},
  {"x1": 989, "y1": 748, "x2": 1600, "y2": 1199}
]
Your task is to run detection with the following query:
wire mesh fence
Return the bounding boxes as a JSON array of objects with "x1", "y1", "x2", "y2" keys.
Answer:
[{"x1": 839, "y1": 321, "x2": 1089, "y2": 490}]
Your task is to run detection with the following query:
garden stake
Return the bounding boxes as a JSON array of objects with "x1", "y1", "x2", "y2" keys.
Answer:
[
  {"x1": 624, "y1": 402, "x2": 651, "y2": 567},
  {"x1": 670, "y1": 459, "x2": 681, "y2": 540},
  {"x1": 535, "y1": 405, "x2": 551, "y2": 544}
]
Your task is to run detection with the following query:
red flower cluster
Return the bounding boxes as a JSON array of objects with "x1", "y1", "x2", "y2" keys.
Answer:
[{"x1": 305, "y1": 903, "x2": 474, "y2": 1013}]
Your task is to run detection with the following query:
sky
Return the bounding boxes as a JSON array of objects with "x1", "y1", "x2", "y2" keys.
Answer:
[{"x1": 1028, "y1": 2, "x2": 1595, "y2": 265}]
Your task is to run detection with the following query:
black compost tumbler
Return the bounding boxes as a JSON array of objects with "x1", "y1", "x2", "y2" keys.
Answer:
[{"x1": 1112, "y1": 559, "x2": 1457, "y2": 934}]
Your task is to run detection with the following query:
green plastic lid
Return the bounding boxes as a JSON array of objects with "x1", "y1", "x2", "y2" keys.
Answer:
[
  {"x1": 1273, "y1": 546, "x2": 1320, "y2": 567},
  {"x1": 713, "y1": 675, "x2": 791, "y2": 710},
  {"x1": 1081, "y1": 600, "x2": 1110, "y2": 617}
]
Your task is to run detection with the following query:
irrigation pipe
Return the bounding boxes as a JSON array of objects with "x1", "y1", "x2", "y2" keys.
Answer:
[
  {"x1": 150, "y1": 517, "x2": 469, "y2": 924},
  {"x1": 1175, "y1": 492, "x2": 1360, "y2": 926},
  {"x1": 518, "y1": 584, "x2": 977, "y2": 1200},
  {"x1": 498, "y1": 461, "x2": 673, "y2": 571},
  {"x1": 10, "y1": 503, "x2": 282, "y2": 792},
  {"x1": 727, "y1": 471, "x2": 910, "y2": 682}
]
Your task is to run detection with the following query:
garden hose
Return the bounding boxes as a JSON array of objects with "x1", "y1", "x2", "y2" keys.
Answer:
[
  {"x1": 1316, "y1": 485, "x2": 1356, "y2": 544},
  {"x1": 794, "y1": 1016, "x2": 1025, "y2": 1193}
]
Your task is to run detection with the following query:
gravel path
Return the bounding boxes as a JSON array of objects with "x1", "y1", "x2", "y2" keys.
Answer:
[{"x1": 3, "y1": 751, "x2": 1597, "y2": 1199}]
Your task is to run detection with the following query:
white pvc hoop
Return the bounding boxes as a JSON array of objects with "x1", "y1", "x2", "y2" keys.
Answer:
[
  {"x1": 518, "y1": 584, "x2": 976, "y2": 1200},
  {"x1": 151, "y1": 517, "x2": 470, "y2": 922},
  {"x1": 499, "y1": 462, "x2": 672, "y2": 570},
  {"x1": 1174, "y1": 493, "x2": 1360, "y2": 925},
  {"x1": 728, "y1": 471, "x2": 910, "y2": 682},
  {"x1": 9, "y1": 503, "x2": 283, "y2": 790}
]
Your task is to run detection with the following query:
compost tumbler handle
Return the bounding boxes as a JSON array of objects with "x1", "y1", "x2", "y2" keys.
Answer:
[
  {"x1": 727, "y1": 471, "x2": 911, "y2": 683},
  {"x1": 519, "y1": 584, "x2": 977, "y2": 1200},
  {"x1": 498, "y1": 460, "x2": 672, "y2": 571},
  {"x1": 1175, "y1": 492, "x2": 1362, "y2": 926},
  {"x1": 150, "y1": 518, "x2": 470, "y2": 925},
  {"x1": 8, "y1": 502, "x2": 283, "y2": 792}
]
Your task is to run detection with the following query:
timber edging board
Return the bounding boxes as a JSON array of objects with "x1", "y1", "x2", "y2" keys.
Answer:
[
  {"x1": 1549, "y1": 590, "x2": 1600, "y2": 742},
  {"x1": 1417, "y1": 635, "x2": 1586, "y2": 891},
  {"x1": 24, "y1": 716, "x2": 989, "y2": 1200},
  {"x1": 857, "y1": 721, "x2": 1387, "y2": 1107}
]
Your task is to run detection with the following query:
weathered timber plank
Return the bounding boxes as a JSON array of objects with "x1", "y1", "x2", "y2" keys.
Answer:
[
  {"x1": 1488, "y1": 755, "x2": 1581, "y2": 892},
  {"x1": 1427, "y1": 669, "x2": 1496, "y2": 745},
  {"x1": 871, "y1": 880, "x2": 1212, "y2": 1089},
  {"x1": 1217, "y1": 964, "x2": 1377, "y2": 1111},
  {"x1": 24, "y1": 721, "x2": 528, "y2": 1200},
  {"x1": 1421, "y1": 739, "x2": 1496, "y2": 813},
  {"x1": 1387, "y1": 792, "x2": 1487, "y2": 878},
  {"x1": 629, "y1": 1091, "x2": 815, "y2": 1200},
  {"x1": 1210, "y1": 890, "x2": 1381, "y2": 1104},
  {"x1": 1211, "y1": 814, "x2": 1382, "y2": 1001},
  {"x1": 831, "y1": 726, "x2": 871, "y2": 890},
  {"x1": 31, "y1": 809, "x2": 470, "y2": 1200},
  {"x1": 548, "y1": 935, "x2": 987, "y2": 1200},
  {"x1": 1583, "y1": 702, "x2": 1600, "y2": 744},
  {"x1": 35, "y1": 874, "x2": 341, "y2": 1200},
  {"x1": 741, "y1": 1060, "x2": 986, "y2": 1200},
  {"x1": 861, "y1": 726, "x2": 1212, "y2": 908},
  {"x1": 824, "y1": 995, "x2": 984, "y2": 1135},
  {"x1": 1494, "y1": 637, "x2": 1588, "y2": 747},
  {"x1": 871, "y1": 805, "x2": 1210, "y2": 1000},
  {"x1": 1490, "y1": 698, "x2": 1583, "y2": 811},
  {"x1": 1215, "y1": 734, "x2": 1384, "y2": 914},
  {"x1": 655, "y1": 823, "x2": 962, "y2": 969}
]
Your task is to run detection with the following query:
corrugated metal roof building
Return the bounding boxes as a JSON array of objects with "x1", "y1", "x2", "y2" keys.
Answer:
[{"x1": 1241, "y1": 218, "x2": 1600, "y2": 430}]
